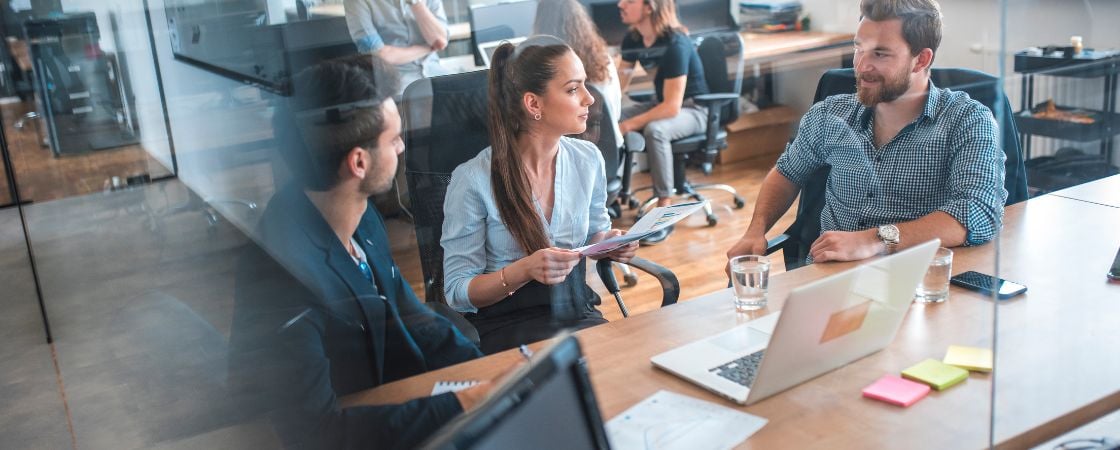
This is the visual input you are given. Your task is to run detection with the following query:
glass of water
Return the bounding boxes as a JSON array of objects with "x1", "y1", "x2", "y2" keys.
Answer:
[
  {"x1": 915, "y1": 247, "x2": 953, "y2": 303},
  {"x1": 730, "y1": 255, "x2": 770, "y2": 311}
]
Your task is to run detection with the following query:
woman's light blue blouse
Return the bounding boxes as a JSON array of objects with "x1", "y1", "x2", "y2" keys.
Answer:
[{"x1": 441, "y1": 137, "x2": 610, "y2": 313}]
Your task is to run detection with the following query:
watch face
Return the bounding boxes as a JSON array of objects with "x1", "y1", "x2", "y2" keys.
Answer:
[{"x1": 879, "y1": 225, "x2": 899, "y2": 242}]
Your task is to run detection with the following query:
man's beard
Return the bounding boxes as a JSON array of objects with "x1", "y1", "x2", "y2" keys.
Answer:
[
  {"x1": 856, "y1": 68, "x2": 911, "y2": 106},
  {"x1": 359, "y1": 166, "x2": 396, "y2": 198}
]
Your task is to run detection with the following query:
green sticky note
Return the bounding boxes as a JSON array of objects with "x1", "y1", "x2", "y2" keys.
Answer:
[
  {"x1": 943, "y1": 345, "x2": 993, "y2": 373},
  {"x1": 901, "y1": 359, "x2": 969, "y2": 391}
]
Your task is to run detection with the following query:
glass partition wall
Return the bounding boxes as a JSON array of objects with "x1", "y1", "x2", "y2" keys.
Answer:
[
  {"x1": 994, "y1": 0, "x2": 1120, "y2": 447},
  {"x1": 8, "y1": 0, "x2": 1116, "y2": 447}
]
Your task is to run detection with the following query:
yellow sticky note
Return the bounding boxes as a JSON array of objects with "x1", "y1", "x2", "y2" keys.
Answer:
[{"x1": 943, "y1": 345, "x2": 993, "y2": 373}]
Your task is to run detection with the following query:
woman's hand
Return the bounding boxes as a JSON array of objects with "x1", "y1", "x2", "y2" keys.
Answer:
[
  {"x1": 592, "y1": 229, "x2": 638, "y2": 263},
  {"x1": 518, "y1": 247, "x2": 582, "y2": 285}
]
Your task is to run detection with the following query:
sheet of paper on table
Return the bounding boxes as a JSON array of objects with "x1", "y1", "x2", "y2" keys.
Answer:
[{"x1": 605, "y1": 389, "x2": 767, "y2": 450}]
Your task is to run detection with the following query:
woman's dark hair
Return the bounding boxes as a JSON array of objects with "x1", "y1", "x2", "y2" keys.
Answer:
[
  {"x1": 487, "y1": 39, "x2": 572, "y2": 254},
  {"x1": 274, "y1": 54, "x2": 400, "y2": 191},
  {"x1": 532, "y1": 0, "x2": 610, "y2": 84}
]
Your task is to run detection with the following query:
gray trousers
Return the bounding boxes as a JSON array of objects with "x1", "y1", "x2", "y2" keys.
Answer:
[{"x1": 620, "y1": 100, "x2": 707, "y2": 198}]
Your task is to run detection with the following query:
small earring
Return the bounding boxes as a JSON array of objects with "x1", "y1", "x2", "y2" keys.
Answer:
[{"x1": 533, "y1": 113, "x2": 542, "y2": 121}]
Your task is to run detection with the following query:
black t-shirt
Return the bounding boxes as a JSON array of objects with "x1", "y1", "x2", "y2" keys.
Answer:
[{"x1": 620, "y1": 30, "x2": 709, "y2": 103}]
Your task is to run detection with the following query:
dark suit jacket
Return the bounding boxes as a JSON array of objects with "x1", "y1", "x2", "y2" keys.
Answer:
[{"x1": 229, "y1": 183, "x2": 482, "y2": 450}]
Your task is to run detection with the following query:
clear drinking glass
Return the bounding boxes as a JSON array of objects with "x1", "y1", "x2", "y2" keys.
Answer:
[
  {"x1": 730, "y1": 255, "x2": 770, "y2": 311},
  {"x1": 915, "y1": 247, "x2": 953, "y2": 303}
]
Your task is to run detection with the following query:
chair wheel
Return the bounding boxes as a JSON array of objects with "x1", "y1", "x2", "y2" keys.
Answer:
[
  {"x1": 707, "y1": 214, "x2": 718, "y2": 227},
  {"x1": 734, "y1": 197, "x2": 746, "y2": 209},
  {"x1": 628, "y1": 198, "x2": 639, "y2": 209},
  {"x1": 624, "y1": 272, "x2": 638, "y2": 287}
]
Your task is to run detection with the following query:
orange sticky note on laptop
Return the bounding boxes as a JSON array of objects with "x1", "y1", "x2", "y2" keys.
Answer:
[{"x1": 943, "y1": 345, "x2": 993, "y2": 373}]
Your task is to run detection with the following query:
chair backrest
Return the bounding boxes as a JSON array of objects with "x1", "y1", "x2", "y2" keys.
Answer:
[
  {"x1": 694, "y1": 31, "x2": 745, "y2": 125},
  {"x1": 573, "y1": 84, "x2": 622, "y2": 206},
  {"x1": 782, "y1": 68, "x2": 1029, "y2": 268},
  {"x1": 402, "y1": 69, "x2": 491, "y2": 305}
]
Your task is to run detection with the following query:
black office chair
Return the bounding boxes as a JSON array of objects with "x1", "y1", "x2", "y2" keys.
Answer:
[
  {"x1": 575, "y1": 84, "x2": 647, "y2": 286},
  {"x1": 402, "y1": 70, "x2": 680, "y2": 325},
  {"x1": 628, "y1": 31, "x2": 748, "y2": 226},
  {"x1": 765, "y1": 68, "x2": 1030, "y2": 270}
]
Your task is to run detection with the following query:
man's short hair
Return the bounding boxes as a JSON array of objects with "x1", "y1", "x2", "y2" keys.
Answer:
[
  {"x1": 860, "y1": 0, "x2": 942, "y2": 61},
  {"x1": 274, "y1": 54, "x2": 400, "y2": 191}
]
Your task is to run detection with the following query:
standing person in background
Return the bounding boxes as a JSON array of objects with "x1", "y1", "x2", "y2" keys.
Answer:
[
  {"x1": 615, "y1": 0, "x2": 709, "y2": 244},
  {"x1": 533, "y1": 0, "x2": 624, "y2": 147},
  {"x1": 345, "y1": 0, "x2": 449, "y2": 94}
]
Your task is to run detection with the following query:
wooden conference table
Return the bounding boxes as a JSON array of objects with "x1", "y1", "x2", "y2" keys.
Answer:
[
  {"x1": 345, "y1": 182, "x2": 1120, "y2": 448},
  {"x1": 1050, "y1": 174, "x2": 1120, "y2": 208}
]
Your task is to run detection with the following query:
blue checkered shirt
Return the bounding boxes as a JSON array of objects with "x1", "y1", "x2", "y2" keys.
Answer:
[{"x1": 776, "y1": 83, "x2": 1007, "y2": 246}]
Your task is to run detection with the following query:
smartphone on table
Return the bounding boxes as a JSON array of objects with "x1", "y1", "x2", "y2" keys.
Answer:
[{"x1": 950, "y1": 271, "x2": 1028, "y2": 300}]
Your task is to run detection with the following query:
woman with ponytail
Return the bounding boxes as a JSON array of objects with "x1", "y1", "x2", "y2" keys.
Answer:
[{"x1": 441, "y1": 36, "x2": 637, "y2": 354}]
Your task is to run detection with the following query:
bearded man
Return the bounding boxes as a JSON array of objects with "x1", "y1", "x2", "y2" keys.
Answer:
[{"x1": 726, "y1": 0, "x2": 1006, "y2": 264}]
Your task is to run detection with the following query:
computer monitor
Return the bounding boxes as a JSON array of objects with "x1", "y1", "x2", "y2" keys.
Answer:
[
  {"x1": 586, "y1": 1, "x2": 629, "y2": 47},
  {"x1": 420, "y1": 334, "x2": 611, "y2": 450},
  {"x1": 677, "y1": 0, "x2": 737, "y2": 37},
  {"x1": 586, "y1": 0, "x2": 735, "y2": 47},
  {"x1": 469, "y1": 0, "x2": 539, "y2": 67}
]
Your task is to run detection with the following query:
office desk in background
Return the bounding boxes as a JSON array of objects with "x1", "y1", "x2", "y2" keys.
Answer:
[
  {"x1": 343, "y1": 183, "x2": 1120, "y2": 449},
  {"x1": 1049, "y1": 174, "x2": 1120, "y2": 208}
]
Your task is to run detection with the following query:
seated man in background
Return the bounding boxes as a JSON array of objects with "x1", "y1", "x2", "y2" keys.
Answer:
[
  {"x1": 727, "y1": 0, "x2": 1006, "y2": 265},
  {"x1": 230, "y1": 54, "x2": 489, "y2": 450},
  {"x1": 345, "y1": 0, "x2": 449, "y2": 93}
]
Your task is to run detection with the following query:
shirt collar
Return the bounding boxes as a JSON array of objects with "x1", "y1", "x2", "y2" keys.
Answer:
[{"x1": 858, "y1": 79, "x2": 941, "y2": 129}]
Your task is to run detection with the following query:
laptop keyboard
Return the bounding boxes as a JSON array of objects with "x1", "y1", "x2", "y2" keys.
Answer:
[{"x1": 710, "y1": 350, "x2": 766, "y2": 388}]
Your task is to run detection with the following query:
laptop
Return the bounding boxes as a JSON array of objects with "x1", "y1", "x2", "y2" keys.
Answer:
[
  {"x1": 651, "y1": 240, "x2": 940, "y2": 405},
  {"x1": 477, "y1": 36, "x2": 528, "y2": 67}
]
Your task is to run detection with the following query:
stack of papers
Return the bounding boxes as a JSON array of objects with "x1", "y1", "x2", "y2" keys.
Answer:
[
  {"x1": 606, "y1": 390, "x2": 767, "y2": 450},
  {"x1": 574, "y1": 201, "x2": 707, "y2": 256}
]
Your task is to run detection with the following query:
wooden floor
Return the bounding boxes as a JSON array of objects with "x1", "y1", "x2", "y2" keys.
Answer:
[
  {"x1": 0, "y1": 100, "x2": 171, "y2": 205},
  {"x1": 386, "y1": 152, "x2": 799, "y2": 322}
]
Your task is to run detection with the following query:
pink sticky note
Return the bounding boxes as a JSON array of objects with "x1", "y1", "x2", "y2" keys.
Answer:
[{"x1": 862, "y1": 374, "x2": 931, "y2": 407}]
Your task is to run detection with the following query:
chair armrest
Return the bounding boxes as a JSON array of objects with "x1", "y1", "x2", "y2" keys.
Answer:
[
  {"x1": 623, "y1": 131, "x2": 645, "y2": 153},
  {"x1": 764, "y1": 234, "x2": 790, "y2": 255},
  {"x1": 628, "y1": 89, "x2": 655, "y2": 103},
  {"x1": 623, "y1": 256, "x2": 680, "y2": 307},
  {"x1": 692, "y1": 93, "x2": 739, "y2": 105},
  {"x1": 425, "y1": 302, "x2": 480, "y2": 345}
]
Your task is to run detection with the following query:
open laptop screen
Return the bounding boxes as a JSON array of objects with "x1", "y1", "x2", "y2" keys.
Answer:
[{"x1": 421, "y1": 335, "x2": 610, "y2": 450}]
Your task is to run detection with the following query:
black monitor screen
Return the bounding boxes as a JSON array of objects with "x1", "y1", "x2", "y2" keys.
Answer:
[
  {"x1": 678, "y1": 0, "x2": 736, "y2": 36},
  {"x1": 588, "y1": 2, "x2": 629, "y2": 47},
  {"x1": 469, "y1": 0, "x2": 539, "y2": 65},
  {"x1": 421, "y1": 336, "x2": 610, "y2": 450}
]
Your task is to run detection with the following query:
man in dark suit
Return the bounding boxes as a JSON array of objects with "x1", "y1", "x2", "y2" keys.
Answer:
[{"x1": 229, "y1": 54, "x2": 487, "y2": 450}]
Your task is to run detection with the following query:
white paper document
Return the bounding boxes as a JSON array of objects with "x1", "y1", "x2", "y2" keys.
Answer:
[
  {"x1": 573, "y1": 201, "x2": 708, "y2": 256},
  {"x1": 605, "y1": 390, "x2": 767, "y2": 450},
  {"x1": 430, "y1": 380, "x2": 479, "y2": 396}
]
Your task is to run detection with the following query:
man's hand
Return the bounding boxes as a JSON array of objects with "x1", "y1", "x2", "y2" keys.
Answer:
[
  {"x1": 430, "y1": 37, "x2": 448, "y2": 51},
  {"x1": 618, "y1": 119, "x2": 636, "y2": 135},
  {"x1": 726, "y1": 232, "x2": 769, "y2": 277},
  {"x1": 452, "y1": 362, "x2": 525, "y2": 411},
  {"x1": 453, "y1": 381, "x2": 492, "y2": 411},
  {"x1": 809, "y1": 229, "x2": 884, "y2": 262}
]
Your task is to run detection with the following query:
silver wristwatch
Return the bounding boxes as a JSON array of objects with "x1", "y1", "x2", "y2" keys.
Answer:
[
  {"x1": 405, "y1": 0, "x2": 421, "y2": 6},
  {"x1": 877, "y1": 224, "x2": 900, "y2": 252}
]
